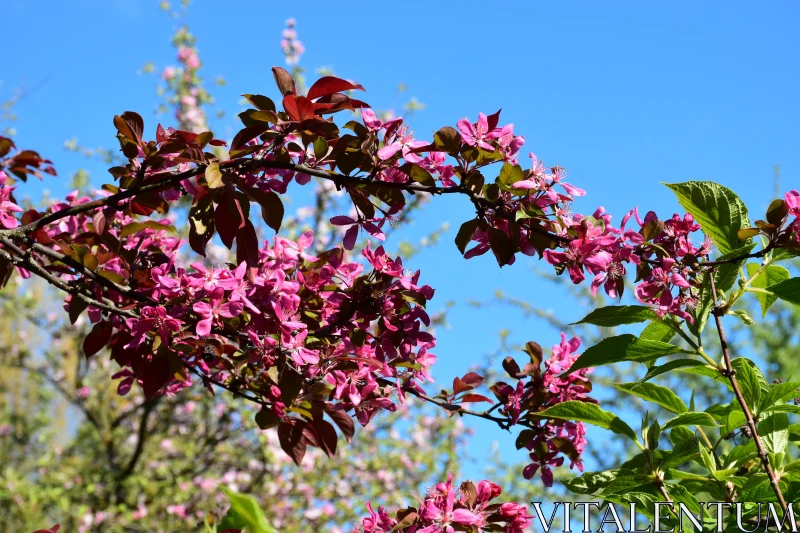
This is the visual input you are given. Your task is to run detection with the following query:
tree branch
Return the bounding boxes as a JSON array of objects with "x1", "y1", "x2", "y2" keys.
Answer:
[{"x1": 709, "y1": 273, "x2": 788, "y2": 514}]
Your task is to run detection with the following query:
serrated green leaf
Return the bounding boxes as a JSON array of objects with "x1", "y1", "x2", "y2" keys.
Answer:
[
  {"x1": 615, "y1": 382, "x2": 688, "y2": 414},
  {"x1": 664, "y1": 181, "x2": 750, "y2": 255},
  {"x1": 663, "y1": 436, "x2": 699, "y2": 468},
  {"x1": 537, "y1": 401, "x2": 638, "y2": 442},
  {"x1": 689, "y1": 243, "x2": 754, "y2": 336},
  {"x1": 764, "y1": 404, "x2": 800, "y2": 415},
  {"x1": 637, "y1": 359, "x2": 706, "y2": 385},
  {"x1": 736, "y1": 359, "x2": 763, "y2": 413},
  {"x1": 771, "y1": 248, "x2": 800, "y2": 263},
  {"x1": 562, "y1": 469, "x2": 645, "y2": 495},
  {"x1": 759, "y1": 412, "x2": 789, "y2": 455},
  {"x1": 663, "y1": 412, "x2": 719, "y2": 430},
  {"x1": 759, "y1": 381, "x2": 800, "y2": 414},
  {"x1": 747, "y1": 263, "x2": 791, "y2": 317},
  {"x1": 572, "y1": 305, "x2": 656, "y2": 328},
  {"x1": 699, "y1": 445, "x2": 716, "y2": 474},
  {"x1": 767, "y1": 277, "x2": 800, "y2": 307},
  {"x1": 567, "y1": 334, "x2": 682, "y2": 373}
]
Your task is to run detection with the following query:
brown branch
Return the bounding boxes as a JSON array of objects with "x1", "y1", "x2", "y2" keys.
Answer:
[
  {"x1": 21, "y1": 237, "x2": 153, "y2": 304},
  {"x1": 375, "y1": 376, "x2": 517, "y2": 429},
  {"x1": 702, "y1": 242, "x2": 775, "y2": 267},
  {"x1": 0, "y1": 242, "x2": 137, "y2": 319},
  {"x1": 186, "y1": 365, "x2": 268, "y2": 407},
  {"x1": 709, "y1": 273, "x2": 788, "y2": 514},
  {"x1": 116, "y1": 399, "x2": 158, "y2": 480}
]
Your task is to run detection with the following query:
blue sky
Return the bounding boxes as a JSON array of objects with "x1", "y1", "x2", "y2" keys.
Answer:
[{"x1": 4, "y1": 0, "x2": 800, "y2": 487}]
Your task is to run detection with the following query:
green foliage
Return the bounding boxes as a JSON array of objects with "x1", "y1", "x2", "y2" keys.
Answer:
[
  {"x1": 219, "y1": 488, "x2": 278, "y2": 533},
  {"x1": 568, "y1": 334, "x2": 682, "y2": 373},
  {"x1": 572, "y1": 305, "x2": 656, "y2": 328},
  {"x1": 664, "y1": 181, "x2": 751, "y2": 255},
  {"x1": 537, "y1": 401, "x2": 638, "y2": 442}
]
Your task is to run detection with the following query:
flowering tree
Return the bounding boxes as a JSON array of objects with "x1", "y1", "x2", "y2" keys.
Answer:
[
  {"x1": 2, "y1": 12, "x2": 800, "y2": 530},
  {"x1": 0, "y1": 288, "x2": 472, "y2": 532}
]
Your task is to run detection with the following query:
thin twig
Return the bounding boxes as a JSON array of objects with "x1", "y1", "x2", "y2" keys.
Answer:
[{"x1": 709, "y1": 273, "x2": 788, "y2": 513}]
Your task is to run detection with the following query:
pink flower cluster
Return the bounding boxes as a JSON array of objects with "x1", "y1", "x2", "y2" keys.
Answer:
[
  {"x1": 0, "y1": 171, "x2": 22, "y2": 229},
  {"x1": 354, "y1": 473, "x2": 532, "y2": 533},
  {"x1": 491, "y1": 334, "x2": 594, "y2": 487},
  {"x1": 280, "y1": 18, "x2": 305, "y2": 66},
  {"x1": 787, "y1": 190, "x2": 800, "y2": 241},
  {"x1": 105, "y1": 229, "x2": 436, "y2": 427}
]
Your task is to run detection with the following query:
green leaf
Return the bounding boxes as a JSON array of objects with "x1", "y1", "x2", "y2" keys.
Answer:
[
  {"x1": 562, "y1": 469, "x2": 645, "y2": 495},
  {"x1": 725, "y1": 439, "x2": 756, "y2": 466},
  {"x1": 664, "y1": 484, "x2": 703, "y2": 516},
  {"x1": 637, "y1": 359, "x2": 706, "y2": 385},
  {"x1": 669, "y1": 425, "x2": 696, "y2": 446},
  {"x1": 219, "y1": 487, "x2": 277, "y2": 533},
  {"x1": 699, "y1": 445, "x2": 716, "y2": 474},
  {"x1": 663, "y1": 436, "x2": 699, "y2": 468},
  {"x1": 747, "y1": 263, "x2": 791, "y2": 317},
  {"x1": 771, "y1": 248, "x2": 800, "y2": 263},
  {"x1": 567, "y1": 334, "x2": 682, "y2": 373},
  {"x1": 736, "y1": 358, "x2": 763, "y2": 413},
  {"x1": 537, "y1": 401, "x2": 638, "y2": 442},
  {"x1": 614, "y1": 382, "x2": 688, "y2": 414},
  {"x1": 572, "y1": 305, "x2": 656, "y2": 328},
  {"x1": 724, "y1": 409, "x2": 747, "y2": 437},
  {"x1": 767, "y1": 277, "x2": 800, "y2": 307},
  {"x1": 664, "y1": 181, "x2": 750, "y2": 255},
  {"x1": 646, "y1": 419, "x2": 661, "y2": 451},
  {"x1": 759, "y1": 381, "x2": 800, "y2": 414},
  {"x1": 639, "y1": 320, "x2": 677, "y2": 342},
  {"x1": 497, "y1": 162, "x2": 523, "y2": 190},
  {"x1": 730, "y1": 309, "x2": 755, "y2": 326},
  {"x1": 759, "y1": 412, "x2": 790, "y2": 455},
  {"x1": 764, "y1": 404, "x2": 800, "y2": 415},
  {"x1": 689, "y1": 243, "x2": 754, "y2": 336},
  {"x1": 662, "y1": 411, "x2": 719, "y2": 430}
]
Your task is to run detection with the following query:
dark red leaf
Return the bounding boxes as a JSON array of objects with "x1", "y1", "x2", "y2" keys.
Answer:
[
  {"x1": 486, "y1": 109, "x2": 502, "y2": 131},
  {"x1": 0, "y1": 257, "x2": 14, "y2": 290},
  {"x1": 33, "y1": 526, "x2": 60, "y2": 533},
  {"x1": 460, "y1": 371, "x2": 484, "y2": 387},
  {"x1": 141, "y1": 356, "x2": 171, "y2": 399},
  {"x1": 215, "y1": 193, "x2": 244, "y2": 249},
  {"x1": 278, "y1": 419, "x2": 307, "y2": 465},
  {"x1": 83, "y1": 321, "x2": 113, "y2": 358},
  {"x1": 325, "y1": 408, "x2": 355, "y2": 443},
  {"x1": 271, "y1": 66, "x2": 297, "y2": 96},
  {"x1": 313, "y1": 93, "x2": 371, "y2": 115},
  {"x1": 502, "y1": 356, "x2": 521, "y2": 378},
  {"x1": 282, "y1": 95, "x2": 315, "y2": 122},
  {"x1": 314, "y1": 419, "x2": 338, "y2": 458},
  {"x1": 92, "y1": 210, "x2": 107, "y2": 236},
  {"x1": 460, "y1": 394, "x2": 493, "y2": 404},
  {"x1": 230, "y1": 125, "x2": 270, "y2": 152},
  {"x1": 236, "y1": 219, "x2": 259, "y2": 268},
  {"x1": 452, "y1": 377, "x2": 474, "y2": 395},
  {"x1": 307, "y1": 76, "x2": 365, "y2": 101}
]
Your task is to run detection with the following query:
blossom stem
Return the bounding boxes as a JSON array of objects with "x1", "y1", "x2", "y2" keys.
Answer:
[{"x1": 694, "y1": 347, "x2": 719, "y2": 368}]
